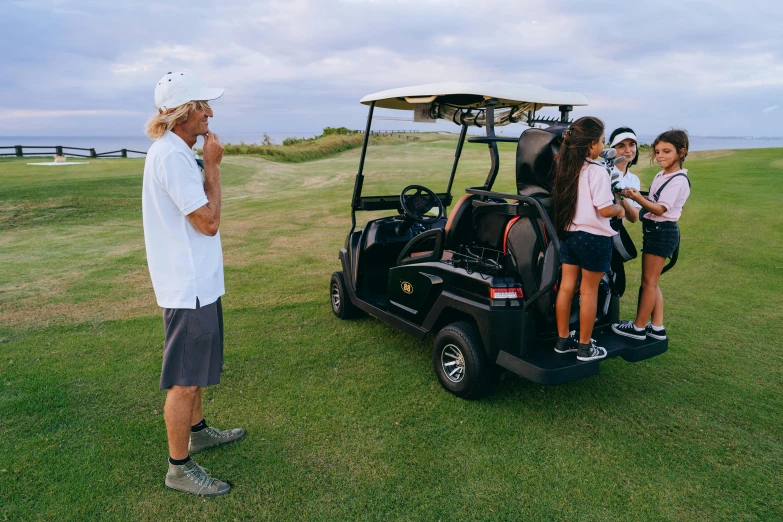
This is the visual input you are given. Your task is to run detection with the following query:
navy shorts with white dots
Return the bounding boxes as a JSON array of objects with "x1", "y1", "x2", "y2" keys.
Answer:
[{"x1": 560, "y1": 231, "x2": 613, "y2": 273}]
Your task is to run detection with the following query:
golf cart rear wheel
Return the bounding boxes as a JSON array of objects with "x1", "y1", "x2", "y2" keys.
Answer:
[
  {"x1": 433, "y1": 321, "x2": 494, "y2": 399},
  {"x1": 330, "y1": 271, "x2": 361, "y2": 319}
]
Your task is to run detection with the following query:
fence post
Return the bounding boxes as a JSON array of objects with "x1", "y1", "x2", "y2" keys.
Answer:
[
  {"x1": 121, "y1": 149, "x2": 127, "y2": 158},
  {"x1": 15, "y1": 145, "x2": 22, "y2": 157},
  {"x1": 89, "y1": 148, "x2": 97, "y2": 158},
  {"x1": 55, "y1": 146, "x2": 63, "y2": 156}
]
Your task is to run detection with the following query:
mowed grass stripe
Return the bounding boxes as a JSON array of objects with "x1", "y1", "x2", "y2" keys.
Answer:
[{"x1": 1, "y1": 144, "x2": 782, "y2": 520}]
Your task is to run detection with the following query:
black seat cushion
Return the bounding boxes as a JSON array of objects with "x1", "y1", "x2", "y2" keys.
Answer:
[{"x1": 516, "y1": 126, "x2": 567, "y2": 197}]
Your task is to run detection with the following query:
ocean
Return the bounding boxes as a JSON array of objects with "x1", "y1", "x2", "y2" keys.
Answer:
[
  {"x1": 0, "y1": 134, "x2": 317, "y2": 157},
  {"x1": 1, "y1": 133, "x2": 782, "y2": 157}
]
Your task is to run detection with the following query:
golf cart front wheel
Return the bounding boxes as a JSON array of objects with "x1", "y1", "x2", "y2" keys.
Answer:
[
  {"x1": 330, "y1": 272, "x2": 361, "y2": 319},
  {"x1": 433, "y1": 321, "x2": 494, "y2": 399}
]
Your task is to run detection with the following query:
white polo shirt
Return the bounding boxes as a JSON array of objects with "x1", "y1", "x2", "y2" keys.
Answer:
[
  {"x1": 611, "y1": 166, "x2": 642, "y2": 209},
  {"x1": 142, "y1": 130, "x2": 225, "y2": 309}
]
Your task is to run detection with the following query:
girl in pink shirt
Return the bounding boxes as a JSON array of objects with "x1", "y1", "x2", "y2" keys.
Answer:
[
  {"x1": 612, "y1": 129, "x2": 691, "y2": 341},
  {"x1": 553, "y1": 116, "x2": 625, "y2": 362}
]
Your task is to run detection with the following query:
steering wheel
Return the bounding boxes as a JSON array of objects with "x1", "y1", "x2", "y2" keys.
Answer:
[{"x1": 399, "y1": 184, "x2": 444, "y2": 224}]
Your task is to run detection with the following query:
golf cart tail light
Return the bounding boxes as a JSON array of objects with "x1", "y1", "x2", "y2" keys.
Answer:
[{"x1": 490, "y1": 288, "x2": 523, "y2": 299}]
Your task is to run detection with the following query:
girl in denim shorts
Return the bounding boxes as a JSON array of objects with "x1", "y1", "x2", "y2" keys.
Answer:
[
  {"x1": 612, "y1": 129, "x2": 691, "y2": 341},
  {"x1": 552, "y1": 116, "x2": 626, "y2": 361}
]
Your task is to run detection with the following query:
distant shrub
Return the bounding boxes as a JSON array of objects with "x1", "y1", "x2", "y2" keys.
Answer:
[
  {"x1": 282, "y1": 137, "x2": 305, "y2": 146},
  {"x1": 322, "y1": 126, "x2": 357, "y2": 136},
  {"x1": 211, "y1": 128, "x2": 407, "y2": 163}
]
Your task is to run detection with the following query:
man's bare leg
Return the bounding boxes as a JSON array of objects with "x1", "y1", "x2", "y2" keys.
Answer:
[
  {"x1": 191, "y1": 388, "x2": 203, "y2": 426},
  {"x1": 164, "y1": 385, "x2": 199, "y2": 460}
]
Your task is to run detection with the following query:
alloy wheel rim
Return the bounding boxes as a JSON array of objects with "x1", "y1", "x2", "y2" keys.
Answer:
[
  {"x1": 331, "y1": 283, "x2": 341, "y2": 311},
  {"x1": 441, "y1": 344, "x2": 465, "y2": 383}
]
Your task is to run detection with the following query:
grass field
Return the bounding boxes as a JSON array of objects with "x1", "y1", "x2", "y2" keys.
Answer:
[{"x1": 1, "y1": 140, "x2": 782, "y2": 521}]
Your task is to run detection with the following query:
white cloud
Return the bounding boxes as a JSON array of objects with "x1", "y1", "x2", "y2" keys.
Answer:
[
  {"x1": 3, "y1": 0, "x2": 783, "y2": 136},
  {"x1": 762, "y1": 105, "x2": 780, "y2": 113}
]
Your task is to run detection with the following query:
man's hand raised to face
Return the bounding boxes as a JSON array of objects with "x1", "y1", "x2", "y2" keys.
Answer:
[
  {"x1": 187, "y1": 132, "x2": 223, "y2": 236},
  {"x1": 203, "y1": 132, "x2": 224, "y2": 168}
]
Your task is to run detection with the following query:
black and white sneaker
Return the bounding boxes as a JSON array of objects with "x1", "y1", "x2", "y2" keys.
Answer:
[
  {"x1": 645, "y1": 322, "x2": 667, "y2": 340},
  {"x1": 554, "y1": 330, "x2": 579, "y2": 353},
  {"x1": 576, "y1": 340, "x2": 608, "y2": 362},
  {"x1": 611, "y1": 320, "x2": 647, "y2": 340}
]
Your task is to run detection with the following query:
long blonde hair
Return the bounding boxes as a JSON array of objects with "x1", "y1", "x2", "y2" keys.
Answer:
[{"x1": 144, "y1": 101, "x2": 210, "y2": 140}]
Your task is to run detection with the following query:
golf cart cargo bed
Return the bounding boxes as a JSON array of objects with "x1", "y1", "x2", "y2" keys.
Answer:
[{"x1": 496, "y1": 329, "x2": 667, "y2": 385}]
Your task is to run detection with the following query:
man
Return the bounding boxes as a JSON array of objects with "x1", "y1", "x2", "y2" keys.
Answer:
[{"x1": 142, "y1": 72, "x2": 244, "y2": 496}]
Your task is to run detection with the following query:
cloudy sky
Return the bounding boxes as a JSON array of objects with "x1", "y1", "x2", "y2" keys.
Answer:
[{"x1": 2, "y1": 0, "x2": 781, "y2": 137}]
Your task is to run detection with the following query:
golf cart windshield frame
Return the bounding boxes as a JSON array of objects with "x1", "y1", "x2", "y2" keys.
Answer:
[{"x1": 350, "y1": 99, "x2": 573, "y2": 231}]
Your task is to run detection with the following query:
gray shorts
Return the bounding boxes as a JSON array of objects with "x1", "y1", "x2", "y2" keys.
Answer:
[{"x1": 160, "y1": 297, "x2": 224, "y2": 390}]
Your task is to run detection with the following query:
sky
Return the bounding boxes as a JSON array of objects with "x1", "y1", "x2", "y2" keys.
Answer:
[{"x1": 1, "y1": 0, "x2": 781, "y2": 138}]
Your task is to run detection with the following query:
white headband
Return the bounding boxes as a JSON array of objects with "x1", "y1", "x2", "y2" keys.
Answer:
[{"x1": 610, "y1": 131, "x2": 638, "y2": 148}]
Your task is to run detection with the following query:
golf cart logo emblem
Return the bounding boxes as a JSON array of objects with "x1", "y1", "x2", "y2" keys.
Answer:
[{"x1": 401, "y1": 281, "x2": 413, "y2": 294}]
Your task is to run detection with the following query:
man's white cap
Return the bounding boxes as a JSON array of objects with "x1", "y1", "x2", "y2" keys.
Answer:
[
  {"x1": 154, "y1": 72, "x2": 224, "y2": 111},
  {"x1": 610, "y1": 131, "x2": 638, "y2": 148}
]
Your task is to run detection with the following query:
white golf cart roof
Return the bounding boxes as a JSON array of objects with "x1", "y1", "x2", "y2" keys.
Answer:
[{"x1": 360, "y1": 82, "x2": 588, "y2": 111}]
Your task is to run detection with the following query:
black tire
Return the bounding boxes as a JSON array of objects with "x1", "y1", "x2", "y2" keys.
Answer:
[
  {"x1": 433, "y1": 321, "x2": 495, "y2": 399},
  {"x1": 330, "y1": 272, "x2": 361, "y2": 319}
]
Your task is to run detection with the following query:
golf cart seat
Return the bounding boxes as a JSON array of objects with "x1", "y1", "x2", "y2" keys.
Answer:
[
  {"x1": 504, "y1": 214, "x2": 557, "y2": 319},
  {"x1": 502, "y1": 126, "x2": 565, "y2": 319},
  {"x1": 516, "y1": 126, "x2": 566, "y2": 199},
  {"x1": 397, "y1": 194, "x2": 476, "y2": 265},
  {"x1": 445, "y1": 194, "x2": 477, "y2": 250}
]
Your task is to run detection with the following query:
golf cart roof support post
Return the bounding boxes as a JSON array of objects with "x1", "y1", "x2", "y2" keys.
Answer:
[
  {"x1": 559, "y1": 105, "x2": 573, "y2": 123},
  {"x1": 482, "y1": 98, "x2": 500, "y2": 191},
  {"x1": 350, "y1": 101, "x2": 375, "y2": 234},
  {"x1": 446, "y1": 124, "x2": 468, "y2": 199}
]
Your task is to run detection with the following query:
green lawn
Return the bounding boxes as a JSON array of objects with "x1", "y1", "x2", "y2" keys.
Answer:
[{"x1": 1, "y1": 141, "x2": 782, "y2": 521}]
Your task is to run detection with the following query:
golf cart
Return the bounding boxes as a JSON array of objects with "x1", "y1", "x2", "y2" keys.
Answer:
[{"x1": 330, "y1": 82, "x2": 667, "y2": 398}]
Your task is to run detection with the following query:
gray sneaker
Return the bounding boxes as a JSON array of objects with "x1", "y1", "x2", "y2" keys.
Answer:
[
  {"x1": 165, "y1": 459, "x2": 231, "y2": 496},
  {"x1": 189, "y1": 426, "x2": 246, "y2": 454},
  {"x1": 554, "y1": 330, "x2": 579, "y2": 354},
  {"x1": 576, "y1": 339, "x2": 608, "y2": 362}
]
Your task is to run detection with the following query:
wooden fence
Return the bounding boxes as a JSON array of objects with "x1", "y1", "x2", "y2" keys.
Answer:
[
  {"x1": 357, "y1": 130, "x2": 420, "y2": 135},
  {"x1": 0, "y1": 145, "x2": 146, "y2": 158}
]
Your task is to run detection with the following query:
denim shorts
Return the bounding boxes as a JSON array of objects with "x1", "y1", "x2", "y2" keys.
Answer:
[
  {"x1": 642, "y1": 219, "x2": 680, "y2": 258},
  {"x1": 560, "y1": 231, "x2": 613, "y2": 272}
]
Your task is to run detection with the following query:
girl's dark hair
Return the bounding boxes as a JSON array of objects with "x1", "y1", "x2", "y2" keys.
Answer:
[
  {"x1": 651, "y1": 129, "x2": 689, "y2": 166},
  {"x1": 553, "y1": 116, "x2": 604, "y2": 237},
  {"x1": 609, "y1": 126, "x2": 639, "y2": 167}
]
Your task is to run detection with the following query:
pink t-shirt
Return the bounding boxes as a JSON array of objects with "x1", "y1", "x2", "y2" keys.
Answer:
[
  {"x1": 645, "y1": 169, "x2": 690, "y2": 222},
  {"x1": 567, "y1": 161, "x2": 616, "y2": 237}
]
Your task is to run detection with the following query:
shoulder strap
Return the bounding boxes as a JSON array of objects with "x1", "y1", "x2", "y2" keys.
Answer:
[{"x1": 653, "y1": 173, "x2": 690, "y2": 202}]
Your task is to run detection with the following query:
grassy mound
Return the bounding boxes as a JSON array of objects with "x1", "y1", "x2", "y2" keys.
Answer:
[
  {"x1": 216, "y1": 127, "x2": 428, "y2": 163},
  {"x1": 222, "y1": 133, "x2": 369, "y2": 162}
]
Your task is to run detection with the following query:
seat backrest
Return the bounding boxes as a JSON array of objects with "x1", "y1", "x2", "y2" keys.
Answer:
[
  {"x1": 444, "y1": 194, "x2": 476, "y2": 250},
  {"x1": 472, "y1": 208, "x2": 515, "y2": 251},
  {"x1": 504, "y1": 216, "x2": 554, "y2": 319},
  {"x1": 516, "y1": 126, "x2": 566, "y2": 197}
]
